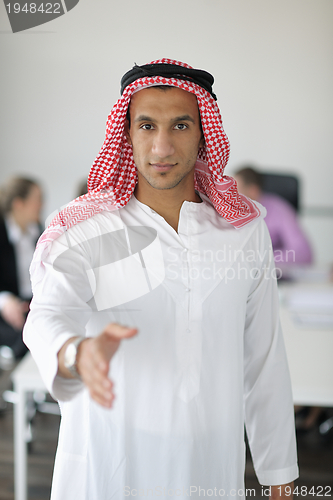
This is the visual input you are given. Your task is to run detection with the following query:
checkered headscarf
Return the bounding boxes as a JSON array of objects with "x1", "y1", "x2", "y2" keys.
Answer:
[{"x1": 31, "y1": 58, "x2": 260, "y2": 284}]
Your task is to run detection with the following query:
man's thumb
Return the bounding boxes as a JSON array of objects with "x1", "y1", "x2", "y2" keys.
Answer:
[{"x1": 103, "y1": 323, "x2": 138, "y2": 341}]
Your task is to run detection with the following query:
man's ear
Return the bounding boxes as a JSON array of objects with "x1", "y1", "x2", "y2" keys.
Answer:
[
  {"x1": 124, "y1": 119, "x2": 132, "y2": 146},
  {"x1": 199, "y1": 133, "x2": 205, "y2": 149}
]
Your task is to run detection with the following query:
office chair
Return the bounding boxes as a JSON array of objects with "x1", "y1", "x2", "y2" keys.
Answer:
[{"x1": 261, "y1": 172, "x2": 300, "y2": 212}]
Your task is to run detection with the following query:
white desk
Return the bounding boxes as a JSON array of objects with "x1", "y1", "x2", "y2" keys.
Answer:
[
  {"x1": 279, "y1": 282, "x2": 333, "y2": 406},
  {"x1": 11, "y1": 353, "x2": 48, "y2": 500}
]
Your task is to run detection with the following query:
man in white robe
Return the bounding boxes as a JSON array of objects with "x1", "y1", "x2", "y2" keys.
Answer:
[{"x1": 24, "y1": 59, "x2": 298, "y2": 499}]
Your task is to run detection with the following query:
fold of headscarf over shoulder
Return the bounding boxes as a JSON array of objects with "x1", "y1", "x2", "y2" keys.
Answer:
[{"x1": 31, "y1": 58, "x2": 260, "y2": 287}]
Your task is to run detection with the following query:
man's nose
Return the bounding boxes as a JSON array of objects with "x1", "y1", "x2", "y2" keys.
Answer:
[{"x1": 152, "y1": 131, "x2": 175, "y2": 158}]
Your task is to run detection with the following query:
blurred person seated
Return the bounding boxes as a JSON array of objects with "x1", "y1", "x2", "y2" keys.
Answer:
[
  {"x1": 234, "y1": 166, "x2": 313, "y2": 265},
  {"x1": 0, "y1": 177, "x2": 43, "y2": 362}
]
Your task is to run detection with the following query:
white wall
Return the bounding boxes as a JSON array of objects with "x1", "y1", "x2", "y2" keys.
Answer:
[{"x1": 1, "y1": 0, "x2": 332, "y2": 261}]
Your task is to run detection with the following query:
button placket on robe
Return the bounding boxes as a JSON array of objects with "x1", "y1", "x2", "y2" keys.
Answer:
[
  {"x1": 175, "y1": 202, "x2": 203, "y2": 403},
  {"x1": 131, "y1": 199, "x2": 202, "y2": 403}
]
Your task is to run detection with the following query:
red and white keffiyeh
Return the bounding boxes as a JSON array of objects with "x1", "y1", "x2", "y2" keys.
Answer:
[{"x1": 31, "y1": 58, "x2": 260, "y2": 284}]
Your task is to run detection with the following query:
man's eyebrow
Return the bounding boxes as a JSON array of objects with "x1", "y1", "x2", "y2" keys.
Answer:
[
  {"x1": 172, "y1": 115, "x2": 195, "y2": 124},
  {"x1": 134, "y1": 115, "x2": 154, "y2": 123},
  {"x1": 134, "y1": 114, "x2": 196, "y2": 124}
]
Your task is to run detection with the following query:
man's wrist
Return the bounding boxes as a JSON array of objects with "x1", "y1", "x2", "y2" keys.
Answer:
[
  {"x1": 58, "y1": 336, "x2": 88, "y2": 380},
  {"x1": 63, "y1": 337, "x2": 86, "y2": 380}
]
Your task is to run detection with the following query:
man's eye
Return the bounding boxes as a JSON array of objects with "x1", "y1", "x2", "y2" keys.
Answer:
[
  {"x1": 174, "y1": 124, "x2": 188, "y2": 130},
  {"x1": 141, "y1": 124, "x2": 153, "y2": 130}
]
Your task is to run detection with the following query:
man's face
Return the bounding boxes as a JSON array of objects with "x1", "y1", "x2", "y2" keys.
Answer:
[{"x1": 125, "y1": 86, "x2": 204, "y2": 191}]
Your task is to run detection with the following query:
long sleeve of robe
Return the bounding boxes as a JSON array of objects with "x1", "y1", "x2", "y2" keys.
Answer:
[{"x1": 23, "y1": 194, "x2": 298, "y2": 500}]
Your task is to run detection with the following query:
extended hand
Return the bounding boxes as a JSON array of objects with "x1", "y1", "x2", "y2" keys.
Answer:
[
  {"x1": 76, "y1": 323, "x2": 137, "y2": 408},
  {"x1": 1, "y1": 295, "x2": 29, "y2": 330}
]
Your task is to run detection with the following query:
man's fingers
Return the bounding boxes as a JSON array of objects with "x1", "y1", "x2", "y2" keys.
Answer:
[
  {"x1": 98, "y1": 325, "x2": 137, "y2": 362},
  {"x1": 77, "y1": 342, "x2": 109, "y2": 380},
  {"x1": 79, "y1": 354, "x2": 115, "y2": 407},
  {"x1": 103, "y1": 323, "x2": 138, "y2": 340},
  {"x1": 74, "y1": 323, "x2": 137, "y2": 409},
  {"x1": 90, "y1": 388, "x2": 114, "y2": 408},
  {"x1": 89, "y1": 369, "x2": 115, "y2": 408},
  {"x1": 89, "y1": 379, "x2": 115, "y2": 408}
]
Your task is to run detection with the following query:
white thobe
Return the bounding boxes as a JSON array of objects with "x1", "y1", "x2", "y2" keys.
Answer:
[{"x1": 24, "y1": 194, "x2": 298, "y2": 499}]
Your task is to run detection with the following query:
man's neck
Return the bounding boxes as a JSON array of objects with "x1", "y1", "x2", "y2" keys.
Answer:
[{"x1": 134, "y1": 178, "x2": 201, "y2": 233}]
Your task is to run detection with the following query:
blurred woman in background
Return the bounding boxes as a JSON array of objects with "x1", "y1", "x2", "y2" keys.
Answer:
[{"x1": 0, "y1": 177, "x2": 43, "y2": 362}]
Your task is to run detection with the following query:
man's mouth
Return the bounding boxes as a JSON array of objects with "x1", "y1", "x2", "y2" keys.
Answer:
[{"x1": 150, "y1": 163, "x2": 176, "y2": 172}]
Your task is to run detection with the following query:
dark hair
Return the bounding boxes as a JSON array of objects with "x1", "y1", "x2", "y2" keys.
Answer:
[
  {"x1": 0, "y1": 176, "x2": 39, "y2": 214},
  {"x1": 234, "y1": 166, "x2": 263, "y2": 188}
]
